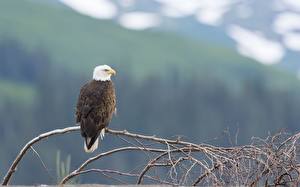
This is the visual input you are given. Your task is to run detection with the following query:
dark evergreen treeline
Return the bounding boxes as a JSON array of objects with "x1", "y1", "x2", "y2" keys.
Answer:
[{"x1": 1, "y1": 39, "x2": 300, "y2": 184}]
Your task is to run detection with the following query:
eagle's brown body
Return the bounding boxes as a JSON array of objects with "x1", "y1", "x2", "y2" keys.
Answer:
[{"x1": 76, "y1": 80, "x2": 116, "y2": 151}]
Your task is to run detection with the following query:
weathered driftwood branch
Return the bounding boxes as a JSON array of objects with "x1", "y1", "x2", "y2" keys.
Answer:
[
  {"x1": 3, "y1": 125, "x2": 300, "y2": 186},
  {"x1": 2, "y1": 126, "x2": 80, "y2": 185}
]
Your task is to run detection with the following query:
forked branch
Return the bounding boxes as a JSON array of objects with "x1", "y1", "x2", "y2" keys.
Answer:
[{"x1": 2, "y1": 126, "x2": 80, "y2": 185}]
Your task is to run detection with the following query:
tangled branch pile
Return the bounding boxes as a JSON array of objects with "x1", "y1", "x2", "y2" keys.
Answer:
[{"x1": 2, "y1": 127, "x2": 300, "y2": 186}]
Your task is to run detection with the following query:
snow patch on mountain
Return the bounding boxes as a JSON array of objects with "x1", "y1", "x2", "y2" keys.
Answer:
[
  {"x1": 195, "y1": 0, "x2": 234, "y2": 25},
  {"x1": 282, "y1": 0, "x2": 300, "y2": 11},
  {"x1": 156, "y1": 0, "x2": 200, "y2": 17},
  {"x1": 228, "y1": 25, "x2": 285, "y2": 64},
  {"x1": 283, "y1": 33, "x2": 300, "y2": 51},
  {"x1": 59, "y1": 0, "x2": 117, "y2": 19},
  {"x1": 195, "y1": 6, "x2": 230, "y2": 26},
  {"x1": 273, "y1": 13, "x2": 300, "y2": 34},
  {"x1": 157, "y1": 0, "x2": 234, "y2": 25},
  {"x1": 119, "y1": 12, "x2": 160, "y2": 30}
]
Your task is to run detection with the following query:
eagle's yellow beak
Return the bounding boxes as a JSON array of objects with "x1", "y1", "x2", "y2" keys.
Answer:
[{"x1": 108, "y1": 68, "x2": 116, "y2": 76}]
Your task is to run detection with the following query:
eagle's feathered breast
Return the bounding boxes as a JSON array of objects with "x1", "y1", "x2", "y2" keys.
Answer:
[{"x1": 76, "y1": 80, "x2": 116, "y2": 151}]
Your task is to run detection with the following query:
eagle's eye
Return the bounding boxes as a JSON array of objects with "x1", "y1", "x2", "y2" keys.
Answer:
[{"x1": 104, "y1": 69, "x2": 110, "y2": 72}]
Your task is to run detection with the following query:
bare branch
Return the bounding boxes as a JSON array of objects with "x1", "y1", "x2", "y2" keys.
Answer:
[
  {"x1": 3, "y1": 126, "x2": 300, "y2": 186},
  {"x1": 2, "y1": 126, "x2": 80, "y2": 185},
  {"x1": 71, "y1": 168, "x2": 173, "y2": 185}
]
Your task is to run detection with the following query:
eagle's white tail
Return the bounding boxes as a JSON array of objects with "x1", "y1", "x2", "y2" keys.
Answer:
[
  {"x1": 84, "y1": 137, "x2": 99, "y2": 153},
  {"x1": 100, "y1": 128, "x2": 105, "y2": 140}
]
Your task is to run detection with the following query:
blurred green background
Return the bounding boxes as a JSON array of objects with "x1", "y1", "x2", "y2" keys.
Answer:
[{"x1": 1, "y1": 0, "x2": 300, "y2": 185}]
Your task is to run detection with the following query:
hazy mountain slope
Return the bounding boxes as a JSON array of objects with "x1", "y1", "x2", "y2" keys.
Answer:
[{"x1": 0, "y1": 0, "x2": 269, "y2": 79}]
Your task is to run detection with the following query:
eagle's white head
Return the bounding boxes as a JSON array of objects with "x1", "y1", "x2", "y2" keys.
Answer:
[{"x1": 93, "y1": 65, "x2": 116, "y2": 81}]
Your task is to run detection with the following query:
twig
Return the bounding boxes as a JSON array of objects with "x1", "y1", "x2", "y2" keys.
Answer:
[{"x1": 30, "y1": 146, "x2": 54, "y2": 182}]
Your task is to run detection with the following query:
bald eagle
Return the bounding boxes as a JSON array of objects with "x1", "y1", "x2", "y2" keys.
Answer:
[{"x1": 76, "y1": 65, "x2": 116, "y2": 153}]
